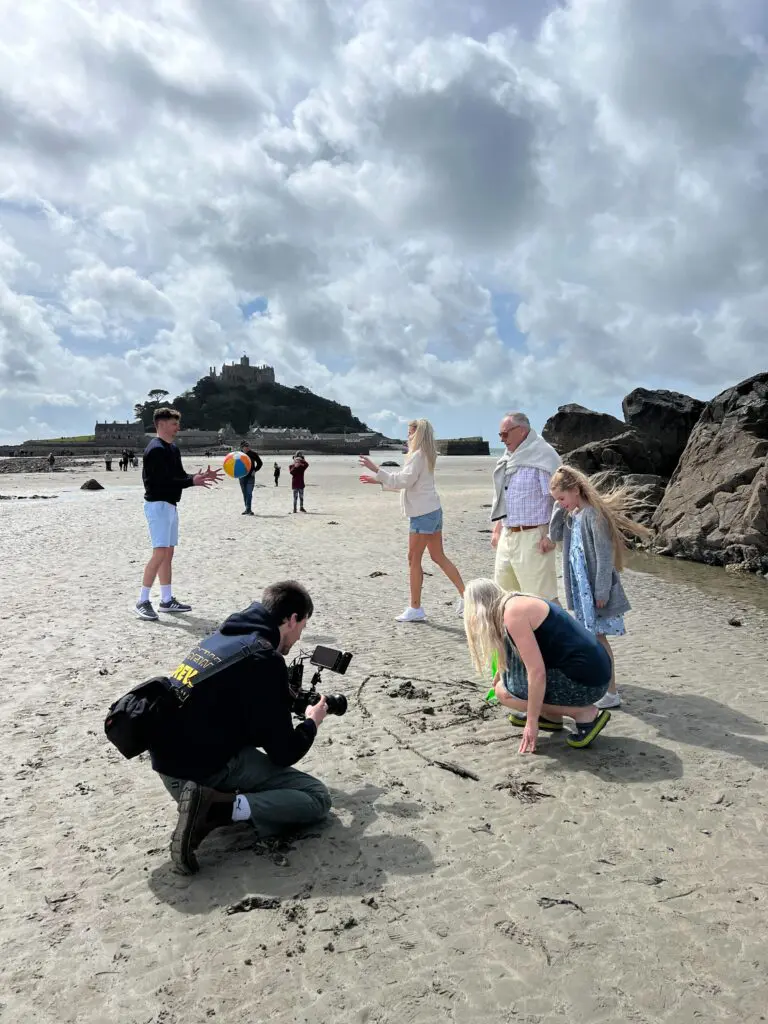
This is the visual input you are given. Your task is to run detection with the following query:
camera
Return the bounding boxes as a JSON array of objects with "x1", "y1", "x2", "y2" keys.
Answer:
[{"x1": 287, "y1": 645, "x2": 351, "y2": 718}]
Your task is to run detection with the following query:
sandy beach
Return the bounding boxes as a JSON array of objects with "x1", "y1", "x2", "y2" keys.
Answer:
[{"x1": 1, "y1": 455, "x2": 767, "y2": 1024}]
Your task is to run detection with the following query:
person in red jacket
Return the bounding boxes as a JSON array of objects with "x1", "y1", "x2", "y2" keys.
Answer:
[{"x1": 289, "y1": 451, "x2": 308, "y2": 512}]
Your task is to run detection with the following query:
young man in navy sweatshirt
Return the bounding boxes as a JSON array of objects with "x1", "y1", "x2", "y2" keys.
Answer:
[{"x1": 136, "y1": 407, "x2": 221, "y2": 621}]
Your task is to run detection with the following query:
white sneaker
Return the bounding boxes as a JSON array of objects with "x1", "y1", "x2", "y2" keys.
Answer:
[
  {"x1": 595, "y1": 691, "x2": 622, "y2": 709},
  {"x1": 395, "y1": 606, "x2": 426, "y2": 623},
  {"x1": 455, "y1": 596, "x2": 464, "y2": 616}
]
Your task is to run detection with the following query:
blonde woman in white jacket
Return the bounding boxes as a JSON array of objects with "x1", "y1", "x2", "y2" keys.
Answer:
[{"x1": 359, "y1": 418, "x2": 465, "y2": 622}]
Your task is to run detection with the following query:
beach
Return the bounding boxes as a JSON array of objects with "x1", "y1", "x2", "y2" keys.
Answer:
[{"x1": 1, "y1": 454, "x2": 767, "y2": 1024}]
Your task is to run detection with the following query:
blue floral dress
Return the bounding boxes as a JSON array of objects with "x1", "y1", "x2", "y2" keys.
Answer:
[{"x1": 570, "y1": 511, "x2": 626, "y2": 637}]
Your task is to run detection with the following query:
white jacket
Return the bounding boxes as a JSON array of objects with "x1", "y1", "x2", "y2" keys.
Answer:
[{"x1": 375, "y1": 449, "x2": 442, "y2": 518}]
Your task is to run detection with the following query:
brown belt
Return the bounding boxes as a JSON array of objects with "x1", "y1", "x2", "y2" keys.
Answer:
[{"x1": 505, "y1": 523, "x2": 547, "y2": 533}]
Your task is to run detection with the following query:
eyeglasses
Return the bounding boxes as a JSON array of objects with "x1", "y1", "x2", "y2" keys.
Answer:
[{"x1": 499, "y1": 427, "x2": 521, "y2": 439}]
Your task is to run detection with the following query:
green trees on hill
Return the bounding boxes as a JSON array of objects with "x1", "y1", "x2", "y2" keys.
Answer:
[{"x1": 134, "y1": 375, "x2": 369, "y2": 436}]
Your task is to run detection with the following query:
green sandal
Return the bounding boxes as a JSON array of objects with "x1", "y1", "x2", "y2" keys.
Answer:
[
  {"x1": 508, "y1": 712, "x2": 564, "y2": 732},
  {"x1": 566, "y1": 710, "x2": 611, "y2": 748}
]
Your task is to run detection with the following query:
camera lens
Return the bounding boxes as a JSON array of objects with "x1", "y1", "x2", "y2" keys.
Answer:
[{"x1": 324, "y1": 693, "x2": 348, "y2": 716}]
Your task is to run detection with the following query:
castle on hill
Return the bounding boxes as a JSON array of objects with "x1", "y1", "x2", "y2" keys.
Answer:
[{"x1": 208, "y1": 354, "x2": 275, "y2": 385}]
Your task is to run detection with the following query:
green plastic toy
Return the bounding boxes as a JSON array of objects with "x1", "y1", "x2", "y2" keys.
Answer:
[{"x1": 484, "y1": 650, "x2": 500, "y2": 703}]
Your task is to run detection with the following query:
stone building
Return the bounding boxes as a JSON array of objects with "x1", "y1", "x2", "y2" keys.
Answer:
[
  {"x1": 208, "y1": 355, "x2": 276, "y2": 385},
  {"x1": 94, "y1": 420, "x2": 146, "y2": 442}
]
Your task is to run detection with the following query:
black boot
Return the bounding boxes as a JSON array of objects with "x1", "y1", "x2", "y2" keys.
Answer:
[{"x1": 170, "y1": 783, "x2": 236, "y2": 875}]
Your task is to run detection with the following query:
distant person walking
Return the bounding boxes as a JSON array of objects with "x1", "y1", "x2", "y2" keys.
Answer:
[
  {"x1": 548, "y1": 465, "x2": 650, "y2": 709},
  {"x1": 359, "y1": 418, "x2": 465, "y2": 623},
  {"x1": 238, "y1": 440, "x2": 263, "y2": 516},
  {"x1": 47, "y1": 452, "x2": 55, "y2": 471},
  {"x1": 490, "y1": 412, "x2": 561, "y2": 601},
  {"x1": 289, "y1": 452, "x2": 308, "y2": 512},
  {"x1": 273, "y1": 462, "x2": 280, "y2": 487},
  {"x1": 135, "y1": 408, "x2": 222, "y2": 621},
  {"x1": 105, "y1": 453, "x2": 113, "y2": 471}
]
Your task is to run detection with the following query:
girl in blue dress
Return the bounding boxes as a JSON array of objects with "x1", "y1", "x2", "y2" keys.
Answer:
[{"x1": 548, "y1": 466, "x2": 650, "y2": 709}]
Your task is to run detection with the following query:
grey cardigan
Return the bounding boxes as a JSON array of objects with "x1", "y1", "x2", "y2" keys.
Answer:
[{"x1": 549, "y1": 504, "x2": 631, "y2": 618}]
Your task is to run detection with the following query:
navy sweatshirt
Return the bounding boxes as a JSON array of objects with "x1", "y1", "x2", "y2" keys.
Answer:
[
  {"x1": 149, "y1": 603, "x2": 316, "y2": 780},
  {"x1": 142, "y1": 437, "x2": 194, "y2": 505}
]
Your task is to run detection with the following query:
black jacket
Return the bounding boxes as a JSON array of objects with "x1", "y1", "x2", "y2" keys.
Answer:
[
  {"x1": 142, "y1": 438, "x2": 193, "y2": 505},
  {"x1": 149, "y1": 603, "x2": 316, "y2": 780},
  {"x1": 242, "y1": 448, "x2": 263, "y2": 480}
]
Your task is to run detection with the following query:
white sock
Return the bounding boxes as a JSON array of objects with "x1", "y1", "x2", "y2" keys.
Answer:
[
  {"x1": 139, "y1": 586, "x2": 151, "y2": 604},
  {"x1": 232, "y1": 794, "x2": 251, "y2": 822},
  {"x1": 160, "y1": 584, "x2": 173, "y2": 603}
]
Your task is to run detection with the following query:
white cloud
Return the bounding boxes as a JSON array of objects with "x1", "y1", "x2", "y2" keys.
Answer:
[{"x1": 0, "y1": 0, "x2": 766, "y2": 443}]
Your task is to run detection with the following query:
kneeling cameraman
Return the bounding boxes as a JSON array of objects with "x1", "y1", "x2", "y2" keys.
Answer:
[{"x1": 149, "y1": 580, "x2": 332, "y2": 874}]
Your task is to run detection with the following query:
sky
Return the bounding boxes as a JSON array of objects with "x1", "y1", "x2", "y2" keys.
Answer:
[{"x1": 1, "y1": 0, "x2": 768, "y2": 445}]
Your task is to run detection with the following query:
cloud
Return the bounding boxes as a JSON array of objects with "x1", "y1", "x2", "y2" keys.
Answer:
[{"x1": 0, "y1": 0, "x2": 766, "y2": 444}]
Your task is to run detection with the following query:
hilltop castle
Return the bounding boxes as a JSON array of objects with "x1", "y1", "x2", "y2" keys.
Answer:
[{"x1": 208, "y1": 355, "x2": 275, "y2": 385}]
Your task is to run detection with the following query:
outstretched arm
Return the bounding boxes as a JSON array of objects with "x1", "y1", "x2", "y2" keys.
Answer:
[
  {"x1": 504, "y1": 599, "x2": 547, "y2": 754},
  {"x1": 373, "y1": 451, "x2": 424, "y2": 491}
]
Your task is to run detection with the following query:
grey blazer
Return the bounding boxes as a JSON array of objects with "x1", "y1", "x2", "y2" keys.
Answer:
[{"x1": 549, "y1": 504, "x2": 631, "y2": 618}]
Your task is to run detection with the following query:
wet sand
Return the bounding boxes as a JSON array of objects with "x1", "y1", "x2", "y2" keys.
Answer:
[{"x1": 1, "y1": 455, "x2": 767, "y2": 1024}]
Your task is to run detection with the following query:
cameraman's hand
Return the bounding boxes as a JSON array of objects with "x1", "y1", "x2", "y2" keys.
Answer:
[{"x1": 306, "y1": 697, "x2": 328, "y2": 727}]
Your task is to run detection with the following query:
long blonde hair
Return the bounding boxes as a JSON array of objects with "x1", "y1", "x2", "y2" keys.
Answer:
[
  {"x1": 407, "y1": 418, "x2": 438, "y2": 471},
  {"x1": 549, "y1": 465, "x2": 651, "y2": 572},
  {"x1": 463, "y1": 578, "x2": 514, "y2": 678}
]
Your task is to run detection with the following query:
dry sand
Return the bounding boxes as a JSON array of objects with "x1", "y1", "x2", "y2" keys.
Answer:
[{"x1": 1, "y1": 455, "x2": 767, "y2": 1024}]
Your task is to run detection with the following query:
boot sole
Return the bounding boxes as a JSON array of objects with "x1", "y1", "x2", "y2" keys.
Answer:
[{"x1": 170, "y1": 782, "x2": 203, "y2": 874}]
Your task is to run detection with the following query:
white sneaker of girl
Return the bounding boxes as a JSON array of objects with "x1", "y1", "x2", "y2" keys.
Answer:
[{"x1": 595, "y1": 691, "x2": 622, "y2": 709}]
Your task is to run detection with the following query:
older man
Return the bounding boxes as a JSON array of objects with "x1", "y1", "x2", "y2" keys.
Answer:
[{"x1": 490, "y1": 412, "x2": 562, "y2": 600}]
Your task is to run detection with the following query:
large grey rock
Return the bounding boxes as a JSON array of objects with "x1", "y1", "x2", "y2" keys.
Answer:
[
  {"x1": 652, "y1": 372, "x2": 768, "y2": 570},
  {"x1": 622, "y1": 388, "x2": 706, "y2": 477},
  {"x1": 542, "y1": 404, "x2": 626, "y2": 455},
  {"x1": 80, "y1": 478, "x2": 105, "y2": 491},
  {"x1": 564, "y1": 430, "x2": 664, "y2": 478}
]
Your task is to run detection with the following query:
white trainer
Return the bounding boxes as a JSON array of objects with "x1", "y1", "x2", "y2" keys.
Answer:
[
  {"x1": 395, "y1": 606, "x2": 426, "y2": 623},
  {"x1": 455, "y1": 596, "x2": 464, "y2": 616},
  {"x1": 595, "y1": 691, "x2": 622, "y2": 709}
]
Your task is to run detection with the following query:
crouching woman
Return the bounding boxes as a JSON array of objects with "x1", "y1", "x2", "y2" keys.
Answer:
[{"x1": 463, "y1": 578, "x2": 612, "y2": 753}]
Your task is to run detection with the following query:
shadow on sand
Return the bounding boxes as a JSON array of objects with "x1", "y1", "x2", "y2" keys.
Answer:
[{"x1": 147, "y1": 784, "x2": 435, "y2": 914}]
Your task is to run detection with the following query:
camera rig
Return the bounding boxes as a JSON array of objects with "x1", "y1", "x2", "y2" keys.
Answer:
[{"x1": 286, "y1": 645, "x2": 352, "y2": 718}]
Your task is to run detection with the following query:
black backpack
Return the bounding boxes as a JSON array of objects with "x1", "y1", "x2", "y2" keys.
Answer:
[
  {"x1": 104, "y1": 676, "x2": 181, "y2": 759},
  {"x1": 104, "y1": 638, "x2": 270, "y2": 760}
]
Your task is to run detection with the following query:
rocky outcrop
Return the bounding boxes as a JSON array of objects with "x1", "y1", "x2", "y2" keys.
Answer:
[
  {"x1": 80, "y1": 478, "x2": 105, "y2": 491},
  {"x1": 564, "y1": 430, "x2": 664, "y2": 478},
  {"x1": 542, "y1": 404, "x2": 626, "y2": 454},
  {"x1": 0, "y1": 457, "x2": 96, "y2": 474},
  {"x1": 652, "y1": 372, "x2": 768, "y2": 571},
  {"x1": 622, "y1": 388, "x2": 706, "y2": 477}
]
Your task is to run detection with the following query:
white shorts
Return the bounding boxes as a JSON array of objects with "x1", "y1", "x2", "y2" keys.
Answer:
[
  {"x1": 494, "y1": 524, "x2": 558, "y2": 601},
  {"x1": 144, "y1": 501, "x2": 179, "y2": 548}
]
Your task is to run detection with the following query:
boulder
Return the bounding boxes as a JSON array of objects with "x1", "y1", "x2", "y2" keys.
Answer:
[
  {"x1": 652, "y1": 372, "x2": 768, "y2": 571},
  {"x1": 622, "y1": 388, "x2": 705, "y2": 477},
  {"x1": 80, "y1": 478, "x2": 105, "y2": 491},
  {"x1": 542, "y1": 404, "x2": 626, "y2": 455},
  {"x1": 564, "y1": 430, "x2": 664, "y2": 478}
]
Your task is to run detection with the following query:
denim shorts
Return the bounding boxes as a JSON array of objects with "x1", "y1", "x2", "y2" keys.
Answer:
[
  {"x1": 409, "y1": 507, "x2": 443, "y2": 534},
  {"x1": 144, "y1": 500, "x2": 179, "y2": 548}
]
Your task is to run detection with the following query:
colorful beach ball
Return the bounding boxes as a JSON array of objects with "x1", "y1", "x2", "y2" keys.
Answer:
[{"x1": 223, "y1": 451, "x2": 252, "y2": 479}]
